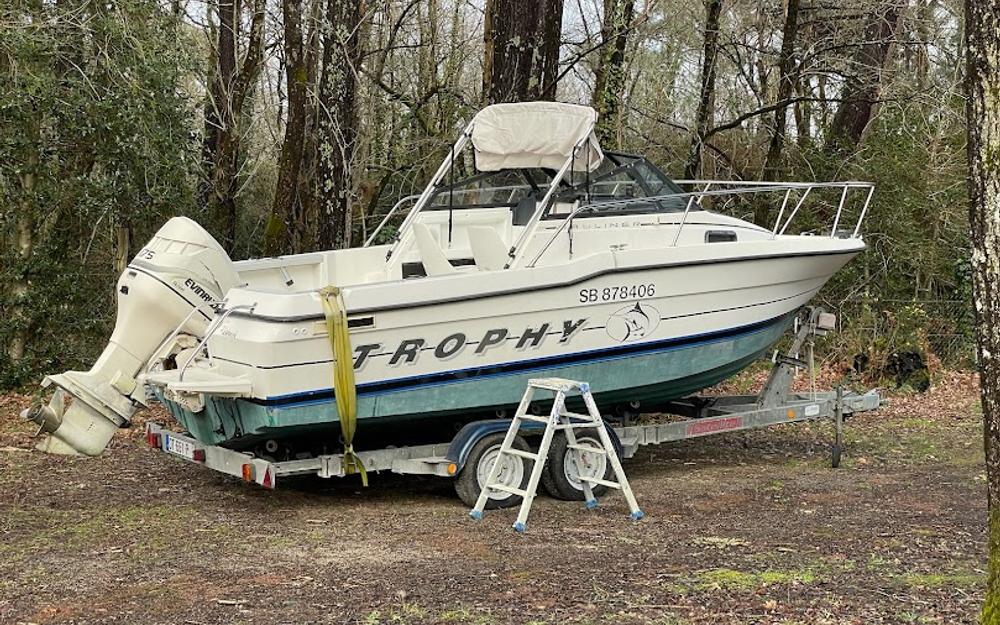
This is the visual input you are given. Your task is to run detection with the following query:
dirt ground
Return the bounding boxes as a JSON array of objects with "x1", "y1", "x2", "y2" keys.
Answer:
[{"x1": 0, "y1": 370, "x2": 987, "y2": 625}]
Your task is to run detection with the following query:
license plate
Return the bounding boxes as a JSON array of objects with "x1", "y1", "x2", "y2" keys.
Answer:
[{"x1": 164, "y1": 434, "x2": 196, "y2": 460}]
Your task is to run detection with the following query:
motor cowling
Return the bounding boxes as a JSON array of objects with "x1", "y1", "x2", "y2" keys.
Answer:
[{"x1": 23, "y1": 217, "x2": 239, "y2": 456}]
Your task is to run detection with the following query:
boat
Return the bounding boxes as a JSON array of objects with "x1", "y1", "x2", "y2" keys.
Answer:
[{"x1": 24, "y1": 102, "x2": 874, "y2": 458}]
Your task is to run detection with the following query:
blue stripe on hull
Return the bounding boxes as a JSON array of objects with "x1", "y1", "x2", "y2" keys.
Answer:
[{"x1": 158, "y1": 312, "x2": 795, "y2": 447}]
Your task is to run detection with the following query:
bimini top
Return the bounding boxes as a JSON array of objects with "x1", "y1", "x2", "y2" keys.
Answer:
[{"x1": 471, "y1": 102, "x2": 604, "y2": 172}]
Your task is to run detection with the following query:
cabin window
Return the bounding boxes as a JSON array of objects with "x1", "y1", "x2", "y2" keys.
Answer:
[
  {"x1": 347, "y1": 316, "x2": 375, "y2": 329},
  {"x1": 705, "y1": 230, "x2": 738, "y2": 243}
]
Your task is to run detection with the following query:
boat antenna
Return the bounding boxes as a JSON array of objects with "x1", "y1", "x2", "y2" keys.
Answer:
[
  {"x1": 571, "y1": 147, "x2": 576, "y2": 190},
  {"x1": 447, "y1": 143, "x2": 455, "y2": 245}
]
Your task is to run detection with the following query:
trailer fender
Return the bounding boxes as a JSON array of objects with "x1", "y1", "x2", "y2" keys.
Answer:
[{"x1": 445, "y1": 418, "x2": 623, "y2": 473}]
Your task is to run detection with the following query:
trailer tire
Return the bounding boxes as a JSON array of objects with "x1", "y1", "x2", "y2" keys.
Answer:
[
  {"x1": 455, "y1": 433, "x2": 533, "y2": 509},
  {"x1": 541, "y1": 429, "x2": 616, "y2": 501}
]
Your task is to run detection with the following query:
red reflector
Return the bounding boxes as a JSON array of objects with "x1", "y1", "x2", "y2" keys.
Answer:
[
  {"x1": 261, "y1": 467, "x2": 273, "y2": 490},
  {"x1": 146, "y1": 432, "x2": 161, "y2": 449},
  {"x1": 192, "y1": 449, "x2": 206, "y2": 462},
  {"x1": 241, "y1": 463, "x2": 255, "y2": 482}
]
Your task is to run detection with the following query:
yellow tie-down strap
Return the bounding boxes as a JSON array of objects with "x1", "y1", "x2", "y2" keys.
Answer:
[{"x1": 319, "y1": 286, "x2": 368, "y2": 486}]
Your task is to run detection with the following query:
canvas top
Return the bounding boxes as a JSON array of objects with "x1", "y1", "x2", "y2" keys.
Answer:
[{"x1": 471, "y1": 102, "x2": 604, "y2": 172}]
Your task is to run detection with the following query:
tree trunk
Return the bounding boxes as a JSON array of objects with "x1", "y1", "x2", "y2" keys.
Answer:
[
  {"x1": 592, "y1": 0, "x2": 636, "y2": 146},
  {"x1": 826, "y1": 1, "x2": 903, "y2": 154},
  {"x1": 482, "y1": 0, "x2": 565, "y2": 104},
  {"x1": 8, "y1": 118, "x2": 39, "y2": 364},
  {"x1": 684, "y1": 0, "x2": 723, "y2": 181},
  {"x1": 313, "y1": 0, "x2": 363, "y2": 251},
  {"x1": 794, "y1": 75, "x2": 811, "y2": 148},
  {"x1": 266, "y1": 0, "x2": 310, "y2": 256},
  {"x1": 967, "y1": 4, "x2": 1000, "y2": 622},
  {"x1": 202, "y1": 0, "x2": 266, "y2": 255},
  {"x1": 761, "y1": 0, "x2": 800, "y2": 183},
  {"x1": 915, "y1": 0, "x2": 931, "y2": 89},
  {"x1": 114, "y1": 221, "x2": 132, "y2": 275}
]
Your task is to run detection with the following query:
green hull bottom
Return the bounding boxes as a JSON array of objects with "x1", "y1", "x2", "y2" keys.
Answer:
[{"x1": 158, "y1": 314, "x2": 792, "y2": 450}]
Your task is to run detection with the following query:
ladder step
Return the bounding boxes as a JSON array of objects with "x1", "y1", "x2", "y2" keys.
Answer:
[
  {"x1": 486, "y1": 483, "x2": 529, "y2": 498},
  {"x1": 579, "y1": 476, "x2": 621, "y2": 489},
  {"x1": 529, "y1": 377, "x2": 579, "y2": 392},
  {"x1": 567, "y1": 443, "x2": 603, "y2": 454},
  {"x1": 560, "y1": 411, "x2": 598, "y2": 421},
  {"x1": 518, "y1": 415, "x2": 551, "y2": 424},
  {"x1": 502, "y1": 448, "x2": 539, "y2": 461}
]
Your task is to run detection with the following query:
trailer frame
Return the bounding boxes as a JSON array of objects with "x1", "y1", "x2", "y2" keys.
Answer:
[{"x1": 143, "y1": 307, "x2": 880, "y2": 492}]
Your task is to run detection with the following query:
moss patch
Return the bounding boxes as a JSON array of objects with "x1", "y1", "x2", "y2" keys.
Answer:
[
  {"x1": 696, "y1": 567, "x2": 816, "y2": 590},
  {"x1": 364, "y1": 604, "x2": 493, "y2": 625},
  {"x1": 900, "y1": 572, "x2": 984, "y2": 589}
]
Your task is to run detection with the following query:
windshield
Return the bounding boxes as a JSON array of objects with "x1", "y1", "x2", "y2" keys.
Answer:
[
  {"x1": 426, "y1": 151, "x2": 688, "y2": 215},
  {"x1": 550, "y1": 153, "x2": 688, "y2": 217}
]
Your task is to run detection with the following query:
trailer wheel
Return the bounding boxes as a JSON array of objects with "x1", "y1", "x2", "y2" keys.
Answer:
[
  {"x1": 541, "y1": 429, "x2": 615, "y2": 501},
  {"x1": 455, "y1": 433, "x2": 533, "y2": 509}
]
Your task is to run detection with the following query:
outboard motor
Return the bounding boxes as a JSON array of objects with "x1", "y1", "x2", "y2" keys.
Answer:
[{"x1": 22, "y1": 217, "x2": 239, "y2": 455}]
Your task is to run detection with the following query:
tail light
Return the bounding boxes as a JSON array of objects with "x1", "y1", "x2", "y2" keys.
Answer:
[
  {"x1": 146, "y1": 431, "x2": 161, "y2": 449},
  {"x1": 192, "y1": 448, "x2": 206, "y2": 462},
  {"x1": 241, "y1": 463, "x2": 255, "y2": 483}
]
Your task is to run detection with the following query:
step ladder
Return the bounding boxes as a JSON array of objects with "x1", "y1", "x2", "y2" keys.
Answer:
[{"x1": 469, "y1": 377, "x2": 644, "y2": 532}]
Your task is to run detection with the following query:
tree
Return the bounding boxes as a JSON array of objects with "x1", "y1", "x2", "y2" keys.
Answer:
[
  {"x1": 0, "y1": 0, "x2": 197, "y2": 384},
  {"x1": 761, "y1": 0, "x2": 800, "y2": 183},
  {"x1": 266, "y1": 0, "x2": 311, "y2": 256},
  {"x1": 684, "y1": 0, "x2": 723, "y2": 180},
  {"x1": 483, "y1": 0, "x2": 565, "y2": 103},
  {"x1": 202, "y1": 0, "x2": 266, "y2": 255},
  {"x1": 313, "y1": 0, "x2": 363, "y2": 250},
  {"x1": 826, "y1": 1, "x2": 903, "y2": 154},
  {"x1": 592, "y1": 0, "x2": 637, "y2": 145},
  {"x1": 967, "y1": 2, "x2": 1000, "y2": 621}
]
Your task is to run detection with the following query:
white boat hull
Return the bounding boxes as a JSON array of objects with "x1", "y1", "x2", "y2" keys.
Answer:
[{"x1": 152, "y1": 239, "x2": 860, "y2": 449}]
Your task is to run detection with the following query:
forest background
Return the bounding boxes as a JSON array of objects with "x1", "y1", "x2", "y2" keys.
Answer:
[{"x1": 0, "y1": 0, "x2": 970, "y2": 388}]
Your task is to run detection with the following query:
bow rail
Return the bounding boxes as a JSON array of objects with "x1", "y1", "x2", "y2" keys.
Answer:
[{"x1": 527, "y1": 180, "x2": 875, "y2": 267}]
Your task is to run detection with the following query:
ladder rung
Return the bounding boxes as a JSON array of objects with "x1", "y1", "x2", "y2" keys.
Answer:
[
  {"x1": 579, "y1": 476, "x2": 621, "y2": 489},
  {"x1": 560, "y1": 411, "x2": 597, "y2": 421},
  {"x1": 486, "y1": 483, "x2": 528, "y2": 498},
  {"x1": 567, "y1": 443, "x2": 603, "y2": 454},
  {"x1": 502, "y1": 448, "x2": 539, "y2": 461},
  {"x1": 529, "y1": 378, "x2": 578, "y2": 391},
  {"x1": 518, "y1": 415, "x2": 551, "y2": 424}
]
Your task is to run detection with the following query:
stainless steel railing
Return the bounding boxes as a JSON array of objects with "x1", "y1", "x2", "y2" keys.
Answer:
[
  {"x1": 672, "y1": 180, "x2": 875, "y2": 238},
  {"x1": 527, "y1": 180, "x2": 875, "y2": 267}
]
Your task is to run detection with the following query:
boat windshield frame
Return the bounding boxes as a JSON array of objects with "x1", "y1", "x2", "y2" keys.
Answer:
[
  {"x1": 379, "y1": 117, "x2": 599, "y2": 267},
  {"x1": 421, "y1": 152, "x2": 687, "y2": 216}
]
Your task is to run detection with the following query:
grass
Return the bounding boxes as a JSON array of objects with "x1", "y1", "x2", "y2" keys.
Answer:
[
  {"x1": 899, "y1": 572, "x2": 984, "y2": 589},
  {"x1": 841, "y1": 415, "x2": 982, "y2": 467},
  {"x1": 695, "y1": 567, "x2": 817, "y2": 590},
  {"x1": 364, "y1": 604, "x2": 495, "y2": 625},
  {"x1": 0, "y1": 502, "x2": 209, "y2": 563}
]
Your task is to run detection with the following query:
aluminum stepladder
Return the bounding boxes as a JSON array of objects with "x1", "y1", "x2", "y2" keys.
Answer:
[{"x1": 469, "y1": 377, "x2": 644, "y2": 532}]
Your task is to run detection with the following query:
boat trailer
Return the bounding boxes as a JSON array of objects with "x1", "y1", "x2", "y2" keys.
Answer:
[{"x1": 144, "y1": 307, "x2": 880, "y2": 502}]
